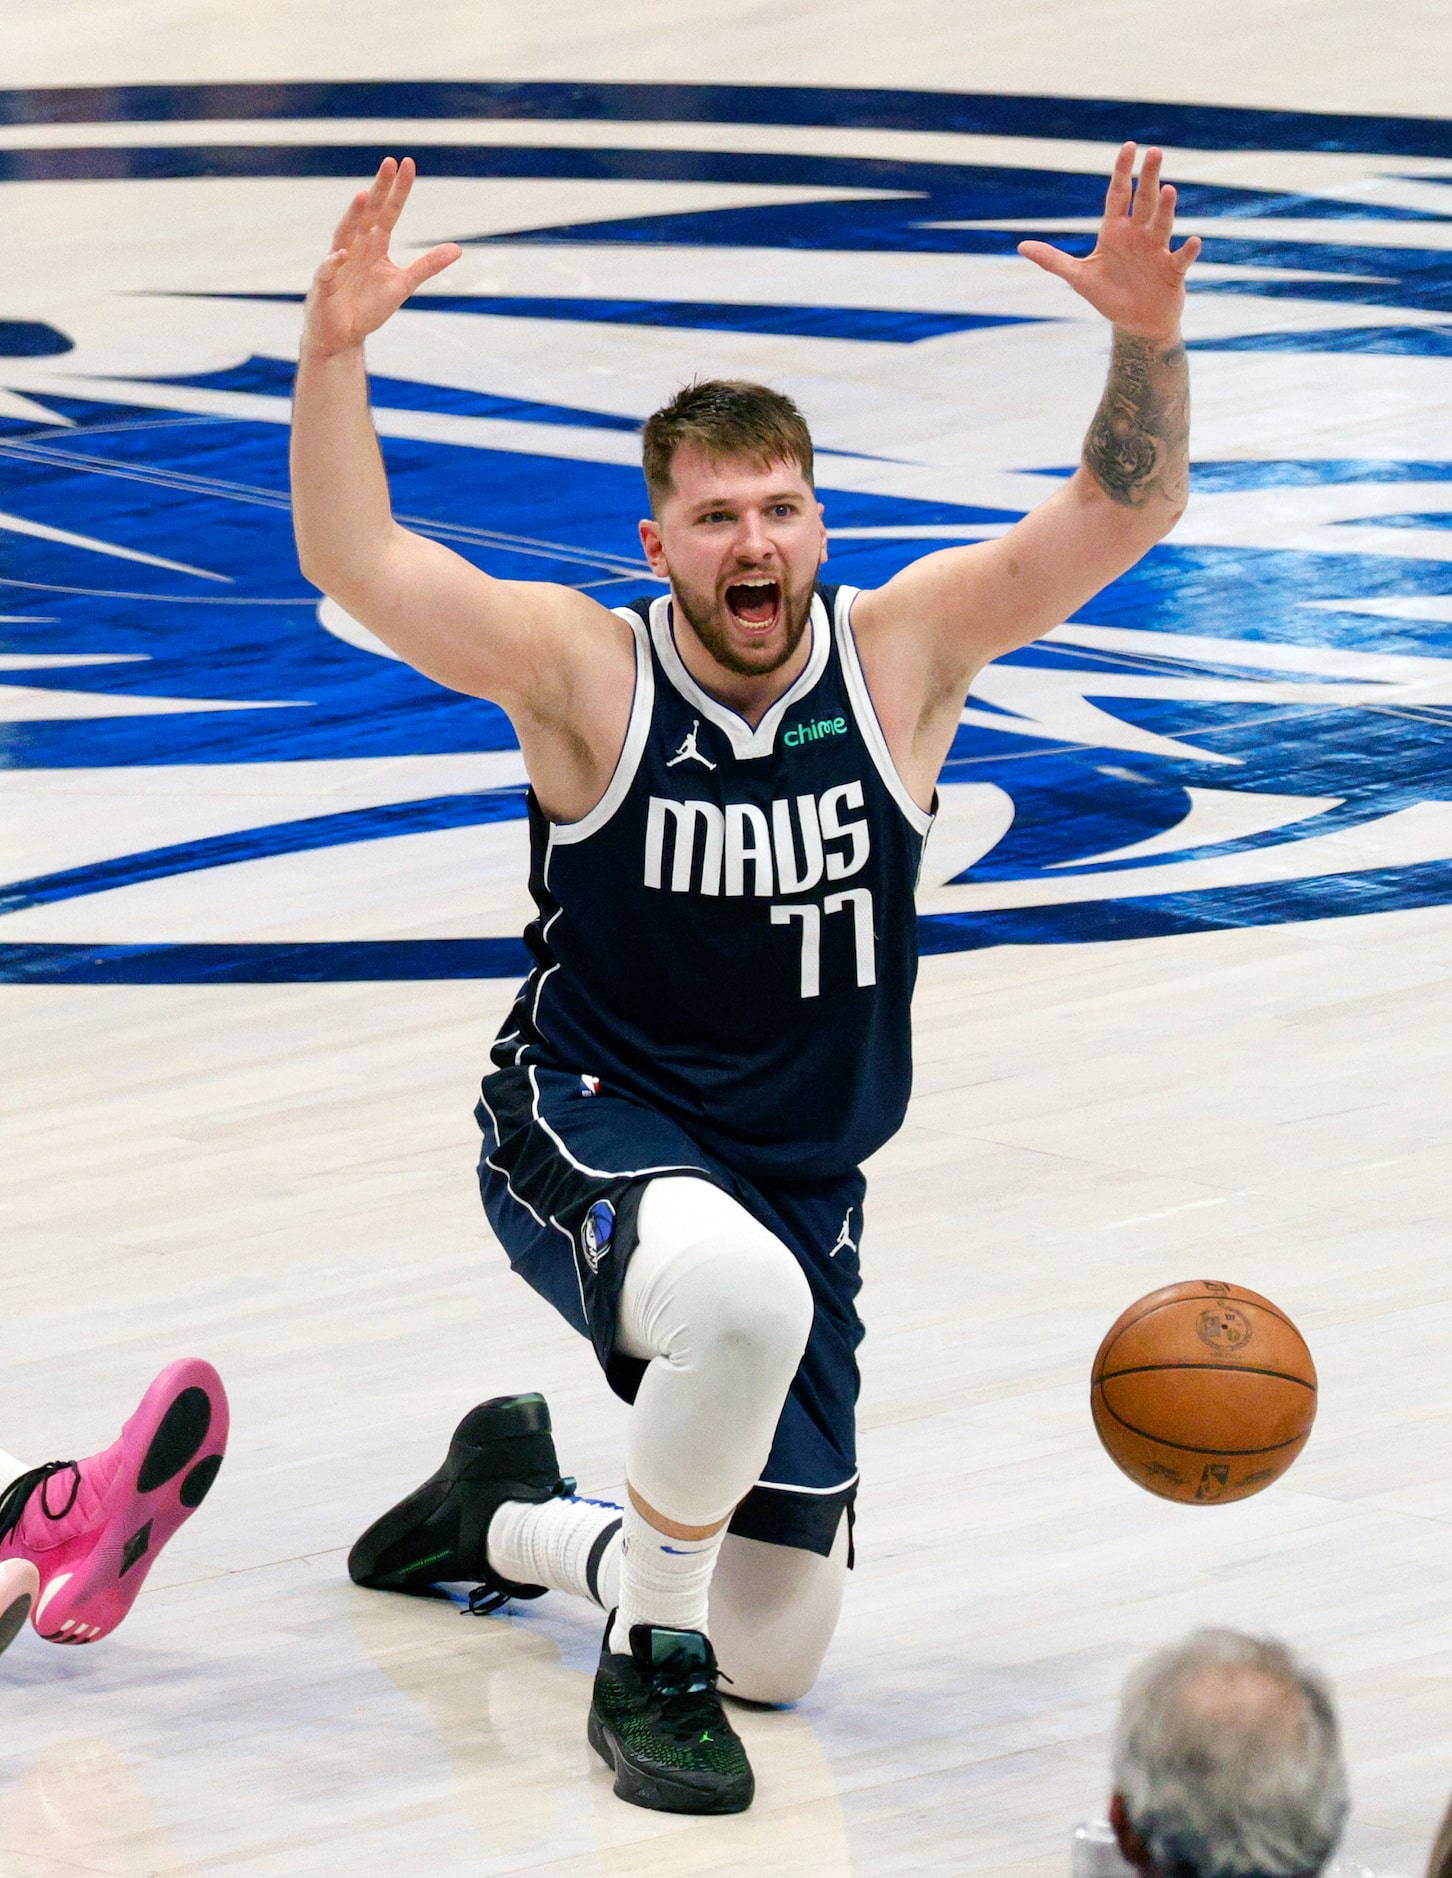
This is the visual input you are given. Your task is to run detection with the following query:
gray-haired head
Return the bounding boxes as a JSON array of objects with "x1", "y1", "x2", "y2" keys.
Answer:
[{"x1": 1112, "y1": 1629, "x2": 1349, "y2": 1878}]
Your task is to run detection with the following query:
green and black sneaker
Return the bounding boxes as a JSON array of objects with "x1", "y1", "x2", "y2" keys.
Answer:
[
  {"x1": 347, "y1": 1392, "x2": 572, "y2": 1607},
  {"x1": 588, "y1": 1617, "x2": 755, "y2": 1815}
]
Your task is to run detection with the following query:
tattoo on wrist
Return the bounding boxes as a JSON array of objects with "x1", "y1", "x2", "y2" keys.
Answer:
[{"x1": 1082, "y1": 331, "x2": 1190, "y2": 509}]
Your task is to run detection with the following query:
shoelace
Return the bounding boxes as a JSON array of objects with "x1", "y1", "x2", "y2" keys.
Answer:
[
  {"x1": 464, "y1": 1585, "x2": 513, "y2": 1616},
  {"x1": 647, "y1": 1646, "x2": 732, "y2": 1742},
  {"x1": 460, "y1": 1474, "x2": 578, "y2": 1618},
  {"x1": 0, "y1": 1460, "x2": 80, "y2": 1543}
]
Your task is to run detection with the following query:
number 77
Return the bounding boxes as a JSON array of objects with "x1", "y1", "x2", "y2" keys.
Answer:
[{"x1": 770, "y1": 889, "x2": 877, "y2": 998}]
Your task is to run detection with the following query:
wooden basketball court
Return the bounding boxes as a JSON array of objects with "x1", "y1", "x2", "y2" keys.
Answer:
[{"x1": 3, "y1": 4, "x2": 1451, "y2": 1872}]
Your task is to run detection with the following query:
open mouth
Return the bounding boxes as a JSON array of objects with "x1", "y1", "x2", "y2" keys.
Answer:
[{"x1": 725, "y1": 577, "x2": 781, "y2": 631}]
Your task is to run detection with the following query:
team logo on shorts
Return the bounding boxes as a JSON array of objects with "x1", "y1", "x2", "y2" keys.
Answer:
[{"x1": 580, "y1": 1200, "x2": 616, "y2": 1272}]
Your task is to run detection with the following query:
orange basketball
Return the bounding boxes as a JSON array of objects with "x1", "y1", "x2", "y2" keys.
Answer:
[{"x1": 1091, "y1": 1280, "x2": 1317, "y2": 1504}]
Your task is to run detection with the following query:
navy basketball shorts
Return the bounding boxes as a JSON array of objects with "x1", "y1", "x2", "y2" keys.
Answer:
[{"x1": 475, "y1": 1062, "x2": 864, "y2": 1558}]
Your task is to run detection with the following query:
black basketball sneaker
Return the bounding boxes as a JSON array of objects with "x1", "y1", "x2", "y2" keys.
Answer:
[
  {"x1": 348, "y1": 1392, "x2": 573, "y2": 1607},
  {"x1": 588, "y1": 1617, "x2": 755, "y2": 1814}
]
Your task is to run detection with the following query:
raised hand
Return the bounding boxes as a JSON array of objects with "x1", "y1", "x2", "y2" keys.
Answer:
[
  {"x1": 302, "y1": 157, "x2": 462, "y2": 357},
  {"x1": 1018, "y1": 143, "x2": 1201, "y2": 341}
]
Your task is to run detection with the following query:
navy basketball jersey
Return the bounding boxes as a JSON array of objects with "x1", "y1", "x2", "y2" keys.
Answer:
[{"x1": 491, "y1": 584, "x2": 934, "y2": 1179}]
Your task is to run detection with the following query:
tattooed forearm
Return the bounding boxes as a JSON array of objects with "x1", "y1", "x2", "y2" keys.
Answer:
[{"x1": 1082, "y1": 329, "x2": 1190, "y2": 510}]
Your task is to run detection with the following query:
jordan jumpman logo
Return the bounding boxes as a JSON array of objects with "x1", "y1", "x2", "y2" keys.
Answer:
[{"x1": 666, "y1": 719, "x2": 716, "y2": 769}]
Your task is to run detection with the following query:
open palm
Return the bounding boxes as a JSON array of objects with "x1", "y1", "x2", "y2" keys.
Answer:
[
  {"x1": 1019, "y1": 143, "x2": 1201, "y2": 342},
  {"x1": 303, "y1": 157, "x2": 462, "y2": 356}
]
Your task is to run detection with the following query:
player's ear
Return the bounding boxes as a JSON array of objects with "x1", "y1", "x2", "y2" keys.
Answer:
[
  {"x1": 816, "y1": 502, "x2": 828, "y2": 567},
  {"x1": 639, "y1": 517, "x2": 667, "y2": 575}
]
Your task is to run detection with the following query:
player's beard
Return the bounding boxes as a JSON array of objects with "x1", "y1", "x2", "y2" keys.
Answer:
[{"x1": 669, "y1": 569, "x2": 813, "y2": 678}]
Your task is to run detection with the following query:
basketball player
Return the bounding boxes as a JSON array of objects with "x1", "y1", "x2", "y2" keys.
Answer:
[
  {"x1": 0, "y1": 1360, "x2": 229, "y2": 1657},
  {"x1": 292, "y1": 143, "x2": 1197, "y2": 1814}
]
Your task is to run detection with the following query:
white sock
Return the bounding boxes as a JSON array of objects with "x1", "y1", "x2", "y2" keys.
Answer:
[
  {"x1": 486, "y1": 1495, "x2": 622, "y2": 1607},
  {"x1": 0, "y1": 1449, "x2": 27, "y2": 1496},
  {"x1": 608, "y1": 1496, "x2": 726, "y2": 1653}
]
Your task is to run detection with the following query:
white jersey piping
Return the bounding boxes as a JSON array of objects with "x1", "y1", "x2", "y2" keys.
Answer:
[
  {"x1": 750, "y1": 1471, "x2": 861, "y2": 1495},
  {"x1": 477, "y1": 1086, "x2": 552, "y2": 1232},
  {"x1": 526, "y1": 1067, "x2": 704, "y2": 1183},
  {"x1": 547, "y1": 608, "x2": 655, "y2": 851},
  {"x1": 648, "y1": 591, "x2": 831, "y2": 760},
  {"x1": 832, "y1": 585, "x2": 936, "y2": 838}
]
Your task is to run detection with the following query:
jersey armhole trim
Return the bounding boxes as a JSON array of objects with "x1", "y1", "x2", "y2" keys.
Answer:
[
  {"x1": 547, "y1": 610, "x2": 654, "y2": 850},
  {"x1": 833, "y1": 586, "x2": 935, "y2": 838}
]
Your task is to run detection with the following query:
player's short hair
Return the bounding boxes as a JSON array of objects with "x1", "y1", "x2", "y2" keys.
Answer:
[
  {"x1": 1113, "y1": 1630, "x2": 1348, "y2": 1878},
  {"x1": 641, "y1": 379, "x2": 814, "y2": 514}
]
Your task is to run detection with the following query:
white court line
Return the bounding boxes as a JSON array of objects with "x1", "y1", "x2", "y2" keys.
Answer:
[
  {"x1": 0, "y1": 507, "x2": 228, "y2": 579},
  {"x1": 930, "y1": 216, "x2": 1452, "y2": 253},
  {"x1": 1, "y1": 117, "x2": 1448, "y2": 200},
  {"x1": 918, "y1": 800, "x2": 1452, "y2": 914},
  {"x1": 1049, "y1": 787, "x2": 1344, "y2": 869}
]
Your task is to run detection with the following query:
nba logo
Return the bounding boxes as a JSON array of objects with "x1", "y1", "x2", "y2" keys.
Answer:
[
  {"x1": 580, "y1": 1075, "x2": 601, "y2": 1097},
  {"x1": 580, "y1": 1200, "x2": 615, "y2": 1272}
]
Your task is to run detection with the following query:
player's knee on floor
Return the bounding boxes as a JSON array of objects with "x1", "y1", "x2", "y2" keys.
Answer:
[
  {"x1": 709, "y1": 1528, "x2": 848, "y2": 1705},
  {"x1": 721, "y1": 1628, "x2": 830, "y2": 1707}
]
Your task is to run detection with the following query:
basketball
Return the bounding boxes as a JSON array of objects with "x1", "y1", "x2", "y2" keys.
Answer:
[{"x1": 1091, "y1": 1281, "x2": 1317, "y2": 1504}]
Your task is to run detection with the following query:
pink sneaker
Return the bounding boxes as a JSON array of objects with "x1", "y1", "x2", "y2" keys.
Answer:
[
  {"x1": 0, "y1": 1556, "x2": 40, "y2": 1657},
  {"x1": 0, "y1": 1359, "x2": 228, "y2": 1644}
]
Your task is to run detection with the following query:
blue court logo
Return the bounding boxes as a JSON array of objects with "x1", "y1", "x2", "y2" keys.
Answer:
[{"x1": 1, "y1": 82, "x2": 1449, "y2": 981}]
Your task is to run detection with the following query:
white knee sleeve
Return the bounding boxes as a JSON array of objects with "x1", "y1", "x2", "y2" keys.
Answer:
[
  {"x1": 709, "y1": 1518, "x2": 850, "y2": 1705},
  {"x1": 615, "y1": 1176, "x2": 814, "y2": 1529}
]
